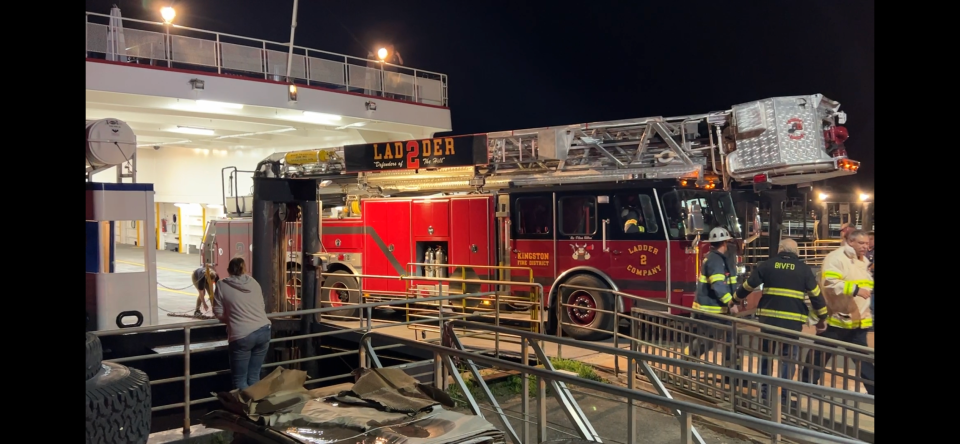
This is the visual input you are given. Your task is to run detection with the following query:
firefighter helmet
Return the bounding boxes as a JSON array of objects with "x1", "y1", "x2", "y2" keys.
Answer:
[{"x1": 707, "y1": 226, "x2": 733, "y2": 242}]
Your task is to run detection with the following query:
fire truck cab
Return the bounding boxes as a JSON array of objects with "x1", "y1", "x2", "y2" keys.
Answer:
[{"x1": 205, "y1": 93, "x2": 858, "y2": 341}]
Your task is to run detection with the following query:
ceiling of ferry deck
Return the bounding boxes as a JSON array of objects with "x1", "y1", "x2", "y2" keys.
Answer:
[{"x1": 85, "y1": 90, "x2": 426, "y2": 151}]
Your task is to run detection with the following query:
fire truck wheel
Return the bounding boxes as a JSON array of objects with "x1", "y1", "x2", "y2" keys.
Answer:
[
  {"x1": 317, "y1": 271, "x2": 360, "y2": 319},
  {"x1": 558, "y1": 274, "x2": 615, "y2": 341},
  {"x1": 85, "y1": 361, "x2": 152, "y2": 444},
  {"x1": 86, "y1": 333, "x2": 103, "y2": 381}
]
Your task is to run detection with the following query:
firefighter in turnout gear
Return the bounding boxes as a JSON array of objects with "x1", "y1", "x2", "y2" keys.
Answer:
[
  {"x1": 689, "y1": 227, "x2": 741, "y2": 383},
  {"x1": 735, "y1": 238, "x2": 828, "y2": 407},
  {"x1": 800, "y1": 229, "x2": 874, "y2": 395}
]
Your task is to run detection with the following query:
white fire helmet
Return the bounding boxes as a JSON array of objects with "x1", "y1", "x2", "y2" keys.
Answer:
[{"x1": 707, "y1": 227, "x2": 733, "y2": 243}]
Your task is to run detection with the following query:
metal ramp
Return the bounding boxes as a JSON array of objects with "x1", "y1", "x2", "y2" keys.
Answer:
[{"x1": 359, "y1": 321, "x2": 866, "y2": 444}]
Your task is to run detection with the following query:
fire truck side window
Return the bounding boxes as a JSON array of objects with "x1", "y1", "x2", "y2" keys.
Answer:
[
  {"x1": 660, "y1": 190, "x2": 684, "y2": 239},
  {"x1": 615, "y1": 193, "x2": 659, "y2": 234},
  {"x1": 559, "y1": 196, "x2": 597, "y2": 236},
  {"x1": 514, "y1": 196, "x2": 552, "y2": 237}
]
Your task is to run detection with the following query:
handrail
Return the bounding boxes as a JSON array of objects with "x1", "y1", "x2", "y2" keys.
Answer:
[
  {"x1": 84, "y1": 11, "x2": 448, "y2": 77},
  {"x1": 94, "y1": 281, "x2": 532, "y2": 337},
  {"x1": 85, "y1": 11, "x2": 448, "y2": 106},
  {"x1": 360, "y1": 328, "x2": 861, "y2": 444},
  {"x1": 452, "y1": 320, "x2": 873, "y2": 403},
  {"x1": 558, "y1": 283, "x2": 874, "y2": 355}
]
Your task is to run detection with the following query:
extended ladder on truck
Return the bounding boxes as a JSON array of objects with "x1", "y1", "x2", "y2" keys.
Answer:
[{"x1": 252, "y1": 93, "x2": 857, "y2": 196}]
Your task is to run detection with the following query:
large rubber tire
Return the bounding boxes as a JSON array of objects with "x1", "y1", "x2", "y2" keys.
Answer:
[
  {"x1": 317, "y1": 271, "x2": 360, "y2": 319},
  {"x1": 86, "y1": 333, "x2": 103, "y2": 381},
  {"x1": 558, "y1": 274, "x2": 615, "y2": 341},
  {"x1": 85, "y1": 361, "x2": 152, "y2": 444}
]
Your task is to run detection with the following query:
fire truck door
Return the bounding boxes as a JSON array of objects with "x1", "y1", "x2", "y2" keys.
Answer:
[
  {"x1": 509, "y1": 194, "x2": 555, "y2": 289},
  {"x1": 555, "y1": 194, "x2": 611, "y2": 277}
]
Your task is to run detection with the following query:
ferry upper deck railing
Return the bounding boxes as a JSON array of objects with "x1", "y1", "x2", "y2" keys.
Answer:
[{"x1": 84, "y1": 11, "x2": 448, "y2": 107}]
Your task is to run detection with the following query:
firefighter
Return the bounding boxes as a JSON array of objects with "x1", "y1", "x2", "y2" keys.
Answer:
[
  {"x1": 689, "y1": 227, "x2": 741, "y2": 383},
  {"x1": 800, "y1": 229, "x2": 874, "y2": 395},
  {"x1": 735, "y1": 238, "x2": 828, "y2": 407},
  {"x1": 622, "y1": 206, "x2": 645, "y2": 233}
]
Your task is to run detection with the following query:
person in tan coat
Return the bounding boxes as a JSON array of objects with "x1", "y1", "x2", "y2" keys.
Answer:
[{"x1": 800, "y1": 229, "x2": 874, "y2": 394}]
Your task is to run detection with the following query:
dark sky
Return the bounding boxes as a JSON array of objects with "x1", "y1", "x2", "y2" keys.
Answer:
[{"x1": 86, "y1": 0, "x2": 874, "y2": 192}]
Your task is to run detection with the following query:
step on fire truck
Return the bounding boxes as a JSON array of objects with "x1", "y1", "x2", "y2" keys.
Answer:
[{"x1": 202, "y1": 94, "x2": 858, "y2": 341}]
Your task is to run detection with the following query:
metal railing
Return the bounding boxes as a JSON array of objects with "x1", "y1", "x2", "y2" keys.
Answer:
[
  {"x1": 557, "y1": 284, "x2": 874, "y2": 441},
  {"x1": 362, "y1": 321, "x2": 866, "y2": 444},
  {"x1": 91, "y1": 270, "x2": 874, "y2": 442},
  {"x1": 84, "y1": 11, "x2": 448, "y2": 106},
  {"x1": 90, "y1": 273, "x2": 542, "y2": 435},
  {"x1": 743, "y1": 239, "x2": 841, "y2": 269}
]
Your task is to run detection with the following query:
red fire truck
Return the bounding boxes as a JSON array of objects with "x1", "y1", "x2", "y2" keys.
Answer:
[{"x1": 203, "y1": 93, "x2": 858, "y2": 341}]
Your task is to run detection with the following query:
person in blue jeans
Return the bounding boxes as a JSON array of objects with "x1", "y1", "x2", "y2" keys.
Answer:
[{"x1": 213, "y1": 257, "x2": 272, "y2": 390}]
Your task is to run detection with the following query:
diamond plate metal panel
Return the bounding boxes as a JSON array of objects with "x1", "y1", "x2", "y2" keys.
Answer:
[{"x1": 729, "y1": 95, "x2": 833, "y2": 174}]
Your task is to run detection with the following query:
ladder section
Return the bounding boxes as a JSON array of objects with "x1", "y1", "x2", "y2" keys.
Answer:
[{"x1": 259, "y1": 93, "x2": 857, "y2": 194}]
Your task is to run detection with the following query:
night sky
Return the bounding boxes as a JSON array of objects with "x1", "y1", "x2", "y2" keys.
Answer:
[{"x1": 86, "y1": 0, "x2": 874, "y2": 192}]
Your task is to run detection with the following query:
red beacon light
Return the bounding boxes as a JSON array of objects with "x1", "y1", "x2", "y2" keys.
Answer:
[{"x1": 753, "y1": 173, "x2": 772, "y2": 192}]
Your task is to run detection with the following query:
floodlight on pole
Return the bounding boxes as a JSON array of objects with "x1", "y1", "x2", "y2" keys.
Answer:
[{"x1": 160, "y1": 6, "x2": 176, "y2": 24}]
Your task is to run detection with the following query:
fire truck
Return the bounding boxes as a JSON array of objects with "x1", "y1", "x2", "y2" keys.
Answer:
[{"x1": 202, "y1": 93, "x2": 858, "y2": 341}]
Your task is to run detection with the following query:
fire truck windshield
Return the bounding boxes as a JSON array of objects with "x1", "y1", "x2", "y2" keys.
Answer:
[{"x1": 660, "y1": 189, "x2": 741, "y2": 240}]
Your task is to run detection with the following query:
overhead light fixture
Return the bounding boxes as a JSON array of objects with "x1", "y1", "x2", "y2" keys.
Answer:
[
  {"x1": 288, "y1": 84, "x2": 298, "y2": 102},
  {"x1": 334, "y1": 122, "x2": 368, "y2": 130},
  {"x1": 214, "y1": 127, "x2": 296, "y2": 139},
  {"x1": 303, "y1": 111, "x2": 341, "y2": 121},
  {"x1": 137, "y1": 139, "x2": 191, "y2": 147},
  {"x1": 319, "y1": 180, "x2": 333, "y2": 187},
  {"x1": 365, "y1": 101, "x2": 377, "y2": 111},
  {"x1": 170, "y1": 126, "x2": 215, "y2": 136},
  {"x1": 196, "y1": 100, "x2": 243, "y2": 109},
  {"x1": 190, "y1": 79, "x2": 205, "y2": 90},
  {"x1": 818, "y1": 193, "x2": 828, "y2": 201}
]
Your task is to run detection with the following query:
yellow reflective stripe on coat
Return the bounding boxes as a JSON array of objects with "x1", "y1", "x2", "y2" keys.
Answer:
[
  {"x1": 699, "y1": 275, "x2": 708, "y2": 283},
  {"x1": 823, "y1": 270, "x2": 843, "y2": 280},
  {"x1": 756, "y1": 309, "x2": 807, "y2": 322},
  {"x1": 726, "y1": 276, "x2": 737, "y2": 284},
  {"x1": 842, "y1": 282, "x2": 856, "y2": 296},
  {"x1": 720, "y1": 293, "x2": 733, "y2": 304},
  {"x1": 709, "y1": 274, "x2": 726, "y2": 284},
  {"x1": 828, "y1": 317, "x2": 873, "y2": 329},
  {"x1": 810, "y1": 285, "x2": 821, "y2": 297},
  {"x1": 851, "y1": 279, "x2": 874, "y2": 289},
  {"x1": 692, "y1": 302, "x2": 724, "y2": 313},
  {"x1": 762, "y1": 287, "x2": 805, "y2": 299},
  {"x1": 742, "y1": 281, "x2": 755, "y2": 292},
  {"x1": 815, "y1": 306, "x2": 828, "y2": 316}
]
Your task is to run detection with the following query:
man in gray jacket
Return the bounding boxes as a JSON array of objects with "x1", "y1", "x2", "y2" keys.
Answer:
[{"x1": 213, "y1": 257, "x2": 272, "y2": 390}]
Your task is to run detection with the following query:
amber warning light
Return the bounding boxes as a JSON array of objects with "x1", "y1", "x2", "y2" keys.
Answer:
[{"x1": 838, "y1": 158, "x2": 860, "y2": 172}]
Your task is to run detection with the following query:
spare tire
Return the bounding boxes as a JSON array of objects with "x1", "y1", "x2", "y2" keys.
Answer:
[
  {"x1": 85, "y1": 333, "x2": 103, "y2": 381},
  {"x1": 85, "y1": 361, "x2": 152, "y2": 444}
]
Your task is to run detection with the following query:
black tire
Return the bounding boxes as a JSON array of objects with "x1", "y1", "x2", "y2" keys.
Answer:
[
  {"x1": 85, "y1": 361, "x2": 152, "y2": 444},
  {"x1": 86, "y1": 333, "x2": 103, "y2": 381},
  {"x1": 317, "y1": 271, "x2": 360, "y2": 319},
  {"x1": 558, "y1": 274, "x2": 615, "y2": 341}
]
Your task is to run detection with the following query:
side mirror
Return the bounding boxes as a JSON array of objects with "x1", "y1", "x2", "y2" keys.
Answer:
[{"x1": 685, "y1": 202, "x2": 705, "y2": 237}]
